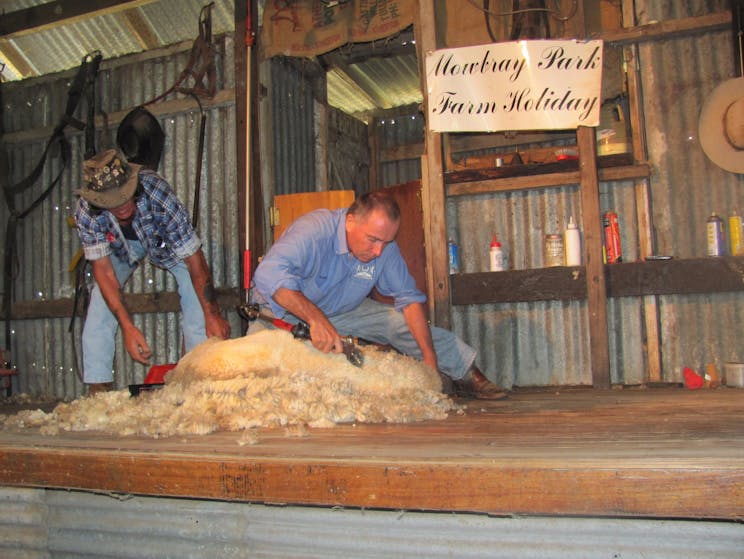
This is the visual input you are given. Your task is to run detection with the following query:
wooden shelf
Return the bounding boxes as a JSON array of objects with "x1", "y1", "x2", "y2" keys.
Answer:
[
  {"x1": 450, "y1": 256, "x2": 744, "y2": 305},
  {"x1": 446, "y1": 154, "x2": 650, "y2": 196}
]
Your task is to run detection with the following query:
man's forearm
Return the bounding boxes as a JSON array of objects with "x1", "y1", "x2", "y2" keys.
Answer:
[
  {"x1": 91, "y1": 257, "x2": 134, "y2": 330},
  {"x1": 184, "y1": 249, "x2": 220, "y2": 315},
  {"x1": 402, "y1": 302, "x2": 438, "y2": 369},
  {"x1": 272, "y1": 287, "x2": 326, "y2": 325}
]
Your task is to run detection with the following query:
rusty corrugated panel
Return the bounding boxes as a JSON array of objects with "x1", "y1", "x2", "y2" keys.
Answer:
[
  {"x1": 444, "y1": 1, "x2": 742, "y2": 388},
  {"x1": 636, "y1": 0, "x2": 744, "y2": 382},
  {"x1": 1, "y1": 35, "x2": 240, "y2": 398},
  {"x1": 447, "y1": 181, "x2": 644, "y2": 388}
]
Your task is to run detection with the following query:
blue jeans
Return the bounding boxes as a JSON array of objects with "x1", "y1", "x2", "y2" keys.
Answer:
[
  {"x1": 82, "y1": 240, "x2": 206, "y2": 383},
  {"x1": 248, "y1": 297, "x2": 476, "y2": 381}
]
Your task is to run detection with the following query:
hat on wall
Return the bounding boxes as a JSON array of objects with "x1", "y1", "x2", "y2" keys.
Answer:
[
  {"x1": 698, "y1": 77, "x2": 744, "y2": 174},
  {"x1": 116, "y1": 106, "x2": 165, "y2": 171},
  {"x1": 75, "y1": 149, "x2": 141, "y2": 209}
]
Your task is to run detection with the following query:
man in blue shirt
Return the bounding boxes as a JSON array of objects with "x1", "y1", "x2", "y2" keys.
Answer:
[
  {"x1": 74, "y1": 149, "x2": 230, "y2": 395},
  {"x1": 252, "y1": 191, "x2": 506, "y2": 399}
]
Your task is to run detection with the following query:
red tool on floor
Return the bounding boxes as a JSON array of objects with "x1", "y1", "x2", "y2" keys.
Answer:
[{"x1": 128, "y1": 363, "x2": 176, "y2": 396}]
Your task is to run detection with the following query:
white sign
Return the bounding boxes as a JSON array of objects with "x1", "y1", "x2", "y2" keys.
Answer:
[{"x1": 425, "y1": 40, "x2": 603, "y2": 133}]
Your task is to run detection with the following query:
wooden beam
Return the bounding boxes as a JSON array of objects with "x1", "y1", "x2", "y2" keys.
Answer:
[
  {"x1": 2, "y1": 448, "x2": 740, "y2": 519},
  {"x1": 7, "y1": 288, "x2": 240, "y2": 320},
  {"x1": 446, "y1": 163, "x2": 650, "y2": 196},
  {"x1": 451, "y1": 268, "x2": 586, "y2": 304},
  {"x1": 337, "y1": 27, "x2": 416, "y2": 64},
  {"x1": 0, "y1": 0, "x2": 157, "y2": 38},
  {"x1": 3, "y1": 88, "x2": 236, "y2": 145},
  {"x1": 120, "y1": 7, "x2": 160, "y2": 51},
  {"x1": 607, "y1": 257, "x2": 744, "y2": 297},
  {"x1": 450, "y1": 256, "x2": 744, "y2": 305},
  {"x1": 578, "y1": 126, "x2": 610, "y2": 389},
  {"x1": 416, "y1": 0, "x2": 450, "y2": 328},
  {"x1": 603, "y1": 11, "x2": 732, "y2": 46},
  {"x1": 622, "y1": 0, "x2": 661, "y2": 383},
  {"x1": 0, "y1": 37, "x2": 35, "y2": 78}
]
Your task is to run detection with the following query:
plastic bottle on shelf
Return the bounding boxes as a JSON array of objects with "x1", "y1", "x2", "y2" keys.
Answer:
[
  {"x1": 448, "y1": 238, "x2": 459, "y2": 274},
  {"x1": 729, "y1": 211, "x2": 743, "y2": 255},
  {"x1": 489, "y1": 234, "x2": 504, "y2": 271},
  {"x1": 564, "y1": 216, "x2": 581, "y2": 266}
]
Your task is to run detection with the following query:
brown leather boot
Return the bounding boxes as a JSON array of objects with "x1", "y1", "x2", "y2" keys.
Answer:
[
  {"x1": 453, "y1": 367, "x2": 508, "y2": 400},
  {"x1": 87, "y1": 382, "x2": 113, "y2": 396}
]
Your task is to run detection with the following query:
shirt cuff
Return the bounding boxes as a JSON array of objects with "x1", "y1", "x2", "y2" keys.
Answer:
[
  {"x1": 172, "y1": 233, "x2": 202, "y2": 260},
  {"x1": 83, "y1": 243, "x2": 111, "y2": 261}
]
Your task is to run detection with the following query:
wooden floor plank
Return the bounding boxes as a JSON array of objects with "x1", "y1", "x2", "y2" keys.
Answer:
[{"x1": 1, "y1": 387, "x2": 742, "y2": 519}]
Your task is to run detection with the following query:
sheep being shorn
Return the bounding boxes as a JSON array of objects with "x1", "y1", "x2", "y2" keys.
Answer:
[{"x1": 1, "y1": 330, "x2": 458, "y2": 440}]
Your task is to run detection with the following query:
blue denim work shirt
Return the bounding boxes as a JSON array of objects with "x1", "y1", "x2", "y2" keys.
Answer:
[
  {"x1": 253, "y1": 208, "x2": 426, "y2": 319},
  {"x1": 74, "y1": 169, "x2": 201, "y2": 268}
]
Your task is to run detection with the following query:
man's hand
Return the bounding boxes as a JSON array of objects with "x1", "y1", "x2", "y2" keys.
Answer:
[
  {"x1": 307, "y1": 315, "x2": 343, "y2": 354},
  {"x1": 272, "y1": 287, "x2": 343, "y2": 354},
  {"x1": 122, "y1": 324, "x2": 152, "y2": 365},
  {"x1": 402, "y1": 302, "x2": 439, "y2": 372},
  {"x1": 205, "y1": 311, "x2": 230, "y2": 339},
  {"x1": 91, "y1": 257, "x2": 153, "y2": 363}
]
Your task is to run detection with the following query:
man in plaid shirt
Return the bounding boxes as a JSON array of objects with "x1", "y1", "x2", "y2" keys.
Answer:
[{"x1": 74, "y1": 149, "x2": 230, "y2": 395}]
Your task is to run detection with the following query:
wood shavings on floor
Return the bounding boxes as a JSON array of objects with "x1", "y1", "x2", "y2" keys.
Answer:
[{"x1": 1, "y1": 330, "x2": 457, "y2": 439}]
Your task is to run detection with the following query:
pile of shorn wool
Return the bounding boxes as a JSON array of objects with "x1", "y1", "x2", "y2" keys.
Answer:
[{"x1": 2, "y1": 330, "x2": 457, "y2": 440}]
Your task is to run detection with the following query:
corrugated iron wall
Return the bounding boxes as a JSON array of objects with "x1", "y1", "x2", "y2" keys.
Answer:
[
  {"x1": 267, "y1": 56, "x2": 370, "y2": 199},
  {"x1": 443, "y1": 0, "x2": 743, "y2": 388},
  {"x1": 2, "y1": 487, "x2": 743, "y2": 558},
  {"x1": 327, "y1": 108, "x2": 369, "y2": 196},
  {"x1": 448, "y1": 175, "x2": 645, "y2": 388},
  {"x1": 1, "y1": 35, "x2": 240, "y2": 399},
  {"x1": 270, "y1": 57, "x2": 316, "y2": 195},
  {"x1": 637, "y1": 0, "x2": 744, "y2": 379},
  {"x1": 378, "y1": 112, "x2": 425, "y2": 187},
  {"x1": 6, "y1": 1, "x2": 740, "y2": 396}
]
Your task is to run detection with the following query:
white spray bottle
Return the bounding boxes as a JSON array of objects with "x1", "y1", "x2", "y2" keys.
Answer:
[{"x1": 489, "y1": 234, "x2": 504, "y2": 271}]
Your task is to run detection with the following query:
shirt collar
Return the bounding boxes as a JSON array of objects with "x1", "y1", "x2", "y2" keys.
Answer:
[{"x1": 336, "y1": 209, "x2": 350, "y2": 255}]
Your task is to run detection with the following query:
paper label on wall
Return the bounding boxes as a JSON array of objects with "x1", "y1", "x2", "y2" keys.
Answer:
[{"x1": 425, "y1": 40, "x2": 603, "y2": 132}]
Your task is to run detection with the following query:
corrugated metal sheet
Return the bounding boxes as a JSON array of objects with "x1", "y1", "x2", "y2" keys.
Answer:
[
  {"x1": 377, "y1": 111, "x2": 424, "y2": 187},
  {"x1": 444, "y1": 0, "x2": 743, "y2": 388},
  {"x1": 0, "y1": 0, "x2": 235, "y2": 81},
  {"x1": 1, "y1": 35, "x2": 240, "y2": 399},
  {"x1": 636, "y1": 0, "x2": 744, "y2": 381},
  {"x1": 1, "y1": 487, "x2": 743, "y2": 558},
  {"x1": 270, "y1": 57, "x2": 316, "y2": 195},
  {"x1": 267, "y1": 56, "x2": 372, "y2": 198},
  {"x1": 448, "y1": 179, "x2": 646, "y2": 388},
  {"x1": 327, "y1": 107, "x2": 369, "y2": 195}
]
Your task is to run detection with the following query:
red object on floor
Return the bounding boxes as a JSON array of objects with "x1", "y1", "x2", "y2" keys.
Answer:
[
  {"x1": 144, "y1": 363, "x2": 177, "y2": 384},
  {"x1": 683, "y1": 366, "x2": 704, "y2": 389}
]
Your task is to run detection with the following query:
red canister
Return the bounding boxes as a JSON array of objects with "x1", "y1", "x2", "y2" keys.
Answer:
[{"x1": 603, "y1": 210, "x2": 622, "y2": 263}]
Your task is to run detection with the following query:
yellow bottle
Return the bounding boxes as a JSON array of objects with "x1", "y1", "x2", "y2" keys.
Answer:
[{"x1": 729, "y1": 211, "x2": 743, "y2": 256}]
